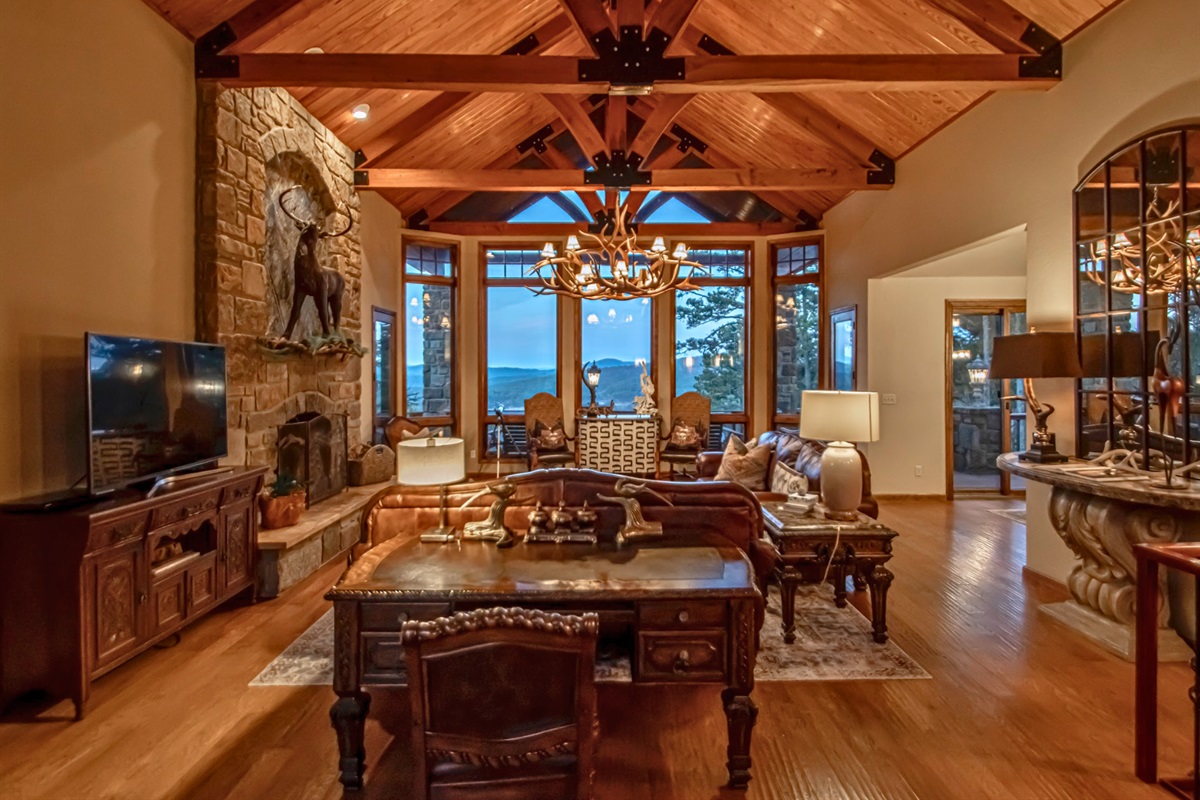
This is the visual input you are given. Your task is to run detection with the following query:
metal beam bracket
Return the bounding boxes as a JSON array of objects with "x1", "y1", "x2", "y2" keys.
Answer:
[
  {"x1": 195, "y1": 22, "x2": 240, "y2": 79},
  {"x1": 866, "y1": 149, "x2": 895, "y2": 186},
  {"x1": 1019, "y1": 22, "x2": 1059, "y2": 55},
  {"x1": 670, "y1": 124, "x2": 709, "y2": 154},
  {"x1": 516, "y1": 125, "x2": 555, "y2": 155},
  {"x1": 1018, "y1": 42, "x2": 1062, "y2": 79},
  {"x1": 353, "y1": 170, "x2": 370, "y2": 187},
  {"x1": 578, "y1": 26, "x2": 685, "y2": 87},
  {"x1": 353, "y1": 149, "x2": 368, "y2": 168},
  {"x1": 589, "y1": 207, "x2": 639, "y2": 234},
  {"x1": 503, "y1": 32, "x2": 541, "y2": 56},
  {"x1": 794, "y1": 211, "x2": 820, "y2": 231},
  {"x1": 584, "y1": 150, "x2": 650, "y2": 188}
]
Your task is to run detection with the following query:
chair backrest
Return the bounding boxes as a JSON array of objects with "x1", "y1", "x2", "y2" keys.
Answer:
[
  {"x1": 403, "y1": 607, "x2": 599, "y2": 800},
  {"x1": 524, "y1": 392, "x2": 566, "y2": 437},
  {"x1": 669, "y1": 392, "x2": 711, "y2": 440},
  {"x1": 384, "y1": 416, "x2": 427, "y2": 450}
]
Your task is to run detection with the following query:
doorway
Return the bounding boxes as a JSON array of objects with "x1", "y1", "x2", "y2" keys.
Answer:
[{"x1": 945, "y1": 301, "x2": 1027, "y2": 497}]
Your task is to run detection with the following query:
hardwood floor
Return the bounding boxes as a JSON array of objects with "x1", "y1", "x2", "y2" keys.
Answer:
[{"x1": 0, "y1": 498, "x2": 1193, "y2": 800}]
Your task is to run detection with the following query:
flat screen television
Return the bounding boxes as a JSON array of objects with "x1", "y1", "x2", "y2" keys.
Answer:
[{"x1": 87, "y1": 333, "x2": 228, "y2": 494}]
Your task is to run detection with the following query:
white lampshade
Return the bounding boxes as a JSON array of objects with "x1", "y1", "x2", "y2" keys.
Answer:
[
  {"x1": 799, "y1": 391, "x2": 880, "y2": 443},
  {"x1": 397, "y1": 437, "x2": 465, "y2": 486}
]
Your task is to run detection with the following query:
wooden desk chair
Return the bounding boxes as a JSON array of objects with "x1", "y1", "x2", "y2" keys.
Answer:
[
  {"x1": 659, "y1": 391, "x2": 711, "y2": 479},
  {"x1": 524, "y1": 393, "x2": 576, "y2": 470},
  {"x1": 402, "y1": 607, "x2": 599, "y2": 800}
]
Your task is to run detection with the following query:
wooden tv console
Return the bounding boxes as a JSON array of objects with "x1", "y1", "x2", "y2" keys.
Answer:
[{"x1": 0, "y1": 467, "x2": 265, "y2": 719}]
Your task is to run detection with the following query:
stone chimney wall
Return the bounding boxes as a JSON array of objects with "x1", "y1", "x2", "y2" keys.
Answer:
[{"x1": 195, "y1": 83, "x2": 363, "y2": 472}]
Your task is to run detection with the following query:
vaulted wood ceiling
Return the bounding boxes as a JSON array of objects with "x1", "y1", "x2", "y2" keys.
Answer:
[{"x1": 146, "y1": 0, "x2": 1121, "y2": 231}]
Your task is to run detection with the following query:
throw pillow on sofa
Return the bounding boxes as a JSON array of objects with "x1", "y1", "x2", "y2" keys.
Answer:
[
  {"x1": 770, "y1": 460, "x2": 809, "y2": 496},
  {"x1": 715, "y1": 434, "x2": 772, "y2": 490}
]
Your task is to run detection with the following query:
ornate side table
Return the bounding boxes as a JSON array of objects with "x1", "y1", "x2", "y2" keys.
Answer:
[{"x1": 761, "y1": 501, "x2": 898, "y2": 644}]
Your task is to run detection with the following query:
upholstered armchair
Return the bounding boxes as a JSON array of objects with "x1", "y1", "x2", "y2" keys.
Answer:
[
  {"x1": 659, "y1": 391, "x2": 711, "y2": 479},
  {"x1": 524, "y1": 392, "x2": 576, "y2": 470}
]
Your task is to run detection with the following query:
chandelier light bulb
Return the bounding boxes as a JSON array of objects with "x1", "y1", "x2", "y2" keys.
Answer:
[
  {"x1": 541, "y1": 242, "x2": 556, "y2": 258},
  {"x1": 672, "y1": 243, "x2": 688, "y2": 259},
  {"x1": 586, "y1": 313, "x2": 599, "y2": 325},
  {"x1": 566, "y1": 235, "x2": 581, "y2": 251},
  {"x1": 607, "y1": 308, "x2": 617, "y2": 321},
  {"x1": 651, "y1": 236, "x2": 666, "y2": 253}
]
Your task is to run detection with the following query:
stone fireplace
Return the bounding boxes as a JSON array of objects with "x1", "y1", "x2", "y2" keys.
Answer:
[{"x1": 195, "y1": 83, "x2": 364, "y2": 473}]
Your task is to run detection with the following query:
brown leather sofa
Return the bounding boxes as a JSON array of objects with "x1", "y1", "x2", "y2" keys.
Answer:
[
  {"x1": 696, "y1": 429, "x2": 880, "y2": 519},
  {"x1": 358, "y1": 468, "x2": 777, "y2": 599}
]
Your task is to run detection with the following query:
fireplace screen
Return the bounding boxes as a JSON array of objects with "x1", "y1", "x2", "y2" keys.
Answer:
[{"x1": 277, "y1": 412, "x2": 348, "y2": 507}]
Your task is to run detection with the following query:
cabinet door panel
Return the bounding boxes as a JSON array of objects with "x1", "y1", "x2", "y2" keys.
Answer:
[
  {"x1": 220, "y1": 500, "x2": 254, "y2": 594},
  {"x1": 93, "y1": 543, "x2": 144, "y2": 669},
  {"x1": 187, "y1": 553, "x2": 218, "y2": 616},
  {"x1": 151, "y1": 572, "x2": 186, "y2": 636}
]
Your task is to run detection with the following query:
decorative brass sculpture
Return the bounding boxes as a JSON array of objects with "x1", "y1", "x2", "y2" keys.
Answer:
[
  {"x1": 459, "y1": 481, "x2": 519, "y2": 548},
  {"x1": 596, "y1": 478, "x2": 673, "y2": 546}
]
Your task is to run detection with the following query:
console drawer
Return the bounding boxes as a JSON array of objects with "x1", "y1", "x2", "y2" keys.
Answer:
[
  {"x1": 150, "y1": 490, "x2": 220, "y2": 529},
  {"x1": 360, "y1": 602, "x2": 450, "y2": 631},
  {"x1": 638, "y1": 600, "x2": 726, "y2": 629},
  {"x1": 88, "y1": 513, "x2": 149, "y2": 552},
  {"x1": 636, "y1": 630, "x2": 727, "y2": 682}
]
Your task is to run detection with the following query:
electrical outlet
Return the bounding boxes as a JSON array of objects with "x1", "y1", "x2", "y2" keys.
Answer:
[
  {"x1": 882, "y1": 393, "x2": 898, "y2": 405},
  {"x1": 470, "y1": 449, "x2": 477, "y2": 460},
  {"x1": 914, "y1": 465, "x2": 923, "y2": 477}
]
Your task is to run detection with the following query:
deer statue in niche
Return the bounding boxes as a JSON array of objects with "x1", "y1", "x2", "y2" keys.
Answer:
[{"x1": 277, "y1": 186, "x2": 351, "y2": 340}]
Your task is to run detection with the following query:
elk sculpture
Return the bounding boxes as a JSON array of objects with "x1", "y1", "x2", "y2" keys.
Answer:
[{"x1": 277, "y1": 186, "x2": 351, "y2": 340}]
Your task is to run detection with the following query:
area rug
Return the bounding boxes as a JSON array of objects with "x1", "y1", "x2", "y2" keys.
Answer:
[
  {"x1": 250, "y1": 585, "x2": 929, "y2": 686},
  {"x1": 989, "y1": 507, "x2": 1027, "y2": 525}
]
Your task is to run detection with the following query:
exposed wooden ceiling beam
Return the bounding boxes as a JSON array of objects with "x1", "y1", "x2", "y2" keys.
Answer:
[
  {"x1": 356, "y1": 167, "x2": 887, "y2": 192},
  {"x1": 647, "y1": 0, "x2": 705, "y2": 39},
  {"x1": 195, "y1": 0, "x2": 327, "y2": 60},
  {"x1": 543, "y1": 94, "x2": 608, "y2": 162},
  {"x1": 628, "y1": 94, "x2": 692, "y2": 160},
  {"x1": 605, "y1": 96, "x2": 628, "y2": 152},
  {"x1": 555, "y1": 0, "x2": 616, "y2": 53},
  {"x1": 207, "y1": 52, "x2": 1060, "y2": 93},
  {"x1": 919, "y1": 0, "x2": 1059, "y2": 54},
  {"x1": 358, "y1": 15, "x2": 573, "y2": 168},
  {"x1": 425, "y1": 221, "x2": 801, "y2": 236},
  {"x1": 615, "y1": 0, "x2": 644, "y2": 30}
]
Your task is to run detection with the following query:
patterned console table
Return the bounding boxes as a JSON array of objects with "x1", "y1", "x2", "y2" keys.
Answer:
[{"x1": 577, "y1": 415, "x2": 659, "y2": 475}]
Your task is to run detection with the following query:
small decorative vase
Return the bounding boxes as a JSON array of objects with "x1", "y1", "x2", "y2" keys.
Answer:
[
  {"x1": 528, "y1": 501, "x2": 549, "y2": 536},
  {"x1": 574, "y1": 501, "x2": 598, "y2": 534},
  {"x1": 259, "y1": 491, "x2": 306, "y2": 530},
  {"x1": 550, "y1": 501, "x2": 573, "y2": 533}
]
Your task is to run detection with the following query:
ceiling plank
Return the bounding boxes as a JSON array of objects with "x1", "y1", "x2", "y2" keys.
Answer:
[
  {"x1": 544, "y1": 94, "x2": 609, "y2": 162},
  {"x1": 358, "y1": 15, "x2": 574, "y2": 168},
  {"x1": 211, "y1": 52, "x2": 1059, "y2": 93},
  {"x1": 426, "y1": 221, "x2": 800, "y2": 236},
  {"x1": 356, "y1": 167, "x2": 888, "y2": 191},
  {"x1": 555, "y1": 0, "x2": 616, "y2": 53},
  {"x1": 919, "y1": 0, "x2": 1059, "y2": 54},
  {"x1": 198, "y1": 0, "x2": 317, "y2": 51},
  {"x1": 647, "y1": 0, "x2": 704, "y2": 39}
]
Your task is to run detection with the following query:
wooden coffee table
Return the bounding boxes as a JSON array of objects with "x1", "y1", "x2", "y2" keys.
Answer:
[{"x1": 761, "y1": 501, "x2": 898, "y2": 645}]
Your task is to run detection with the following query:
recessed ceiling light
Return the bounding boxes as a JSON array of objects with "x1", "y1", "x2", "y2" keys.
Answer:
[
  {"x1": 304, "y1": 47, "x2": 324, "y2": 54},
  {"x1": 352, "y1": 103, "x2": 370, "y2": 120}
]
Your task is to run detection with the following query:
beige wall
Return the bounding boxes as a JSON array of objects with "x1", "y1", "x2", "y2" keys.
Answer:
[
  {"x1": 865, "y1": 230, "x2": 1027, "y2": 495},
  {"x1": 0, "y1": 0, "x2": 196, "y2": 500},
  {"x1": 357, "y1": 193, "x2": 405, "y2": 444},
  {"x1": 824, "y1": 0, "x2": 1200, "y2": 581}
]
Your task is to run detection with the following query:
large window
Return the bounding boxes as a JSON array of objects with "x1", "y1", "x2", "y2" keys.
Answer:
[
  {"x1": 772, "y1": 239, "x2": 824, "y2": 426},
  {"x1": 371, "y1": 307, "x2": 397, "y2": 443},
  {"x1": 673, "y1": 246, "x2": 750, "y2": 447},
  {"x1": 402, "y1": 240, "x2": 457, "y2": 430},
  {"x1": 580, "y1": 296, "x2": 654, "y2": 412},
  {"x1": 482, "y1": 247, "x2": 560, "y2": 458}
]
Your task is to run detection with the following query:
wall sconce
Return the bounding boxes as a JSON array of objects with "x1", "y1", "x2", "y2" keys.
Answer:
[{"x1": 967, "y1": 358, "x2": 989, "y2": 384}]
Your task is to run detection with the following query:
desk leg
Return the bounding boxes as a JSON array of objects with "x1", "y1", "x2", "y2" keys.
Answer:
[
  {"x1": 832, "y1": 555, "x2": 849, "y2": 609},
  {"x1": 724, "y1": 597, "x2": 758, "y2": 789},
  {"x1": 779, "y1": 568, "x2": 798, "y2": 644},
  {"x1": 866, "y1": 564, "x2": 893, "y2": 644},
  {"x1": 331, "y1": 692, "x2": 371, "y2": 789}
]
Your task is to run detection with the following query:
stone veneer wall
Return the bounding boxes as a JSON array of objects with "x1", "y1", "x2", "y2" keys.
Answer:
[{"x1": 195, "y1": 83, "x2": 363, "y2": 471}]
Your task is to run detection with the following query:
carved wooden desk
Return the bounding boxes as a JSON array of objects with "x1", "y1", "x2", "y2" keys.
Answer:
[
  {"x1": 325, "y1": 535, "x2": 760, "y2": 791},
  {"x1": 762, "y1": 501, "x2": 898, "y2": 645}
]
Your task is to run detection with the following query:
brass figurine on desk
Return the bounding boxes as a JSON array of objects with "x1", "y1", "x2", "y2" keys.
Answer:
[
  {"x1": 459, "y1": 481, "x2": 519, "y2": 548},
  {"x1": 597, "y1": 478, "x2": 673, "y2": 545}
]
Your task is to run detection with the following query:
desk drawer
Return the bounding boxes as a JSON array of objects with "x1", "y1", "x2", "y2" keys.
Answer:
[
  {"x1": 639, "y1": 600, "x2": 726, "y2": 629},
  {"x1": 360, "y1": 602, "x2": 450, "y2": 631},
  {"x1": 636, "y1": 630, "x2": 726, "y2": 682},
  {"x1": 88, "y1": 514, "x2": 149, "y2": 552},
  {"x1": 361, "y1": 632, "x2": 407, "y2": 685},
  {"x1": 150, "y1": 490, "x2": 220, "y2": 529}
]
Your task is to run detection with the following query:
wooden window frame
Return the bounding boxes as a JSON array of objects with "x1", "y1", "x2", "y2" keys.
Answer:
[
  {"x1": 770, "y1": 236, "x2": 826, "y2": 429},
  {"x1": 667, "y1": 241, "x2": 753, "y2": 437},
  {"x1": 371, "y1": 306, "x2": 398, "y2": 443},
  {"x1": 478, "y1": 242, "x2": 564, "y2": 462},
  {"x1": 829, "y1": 304, "x2": 858, "y2": 391},
  {"x1": 574, "y1": 296, "x2": 660, "y2": 422},
  {"x1": 400, "y1": 237, "x2": 459, "y2": 431}
]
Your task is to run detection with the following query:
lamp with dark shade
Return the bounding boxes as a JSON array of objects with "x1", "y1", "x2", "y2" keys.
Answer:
[
  {"x1": 988, "y1": 331, "x2": 1083, "y2": 463},
  {"x1": 1080, "y1": 331, "x2": 1159, "y2": 449}
]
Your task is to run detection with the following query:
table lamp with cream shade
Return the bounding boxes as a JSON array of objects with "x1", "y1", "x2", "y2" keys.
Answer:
[
  {"x1": 397, "y1": 437, "x2": 465, "y2": 542},
  {"x1": 799, "y1": 391, "x2": 880, "y2": 521}
]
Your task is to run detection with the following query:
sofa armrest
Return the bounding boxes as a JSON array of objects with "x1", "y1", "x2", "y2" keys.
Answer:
[{"x1": 696, "y1": 450, "x2": 723, "y2": 478}]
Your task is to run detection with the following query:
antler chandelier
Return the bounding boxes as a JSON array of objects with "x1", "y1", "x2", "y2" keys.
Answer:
[
  {"x1": 529, "y1": 204, "x2": 706, "y2": 300},
  {"x1": 1083, "y1": 193, "x2": 1200, "y2": 295}
]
